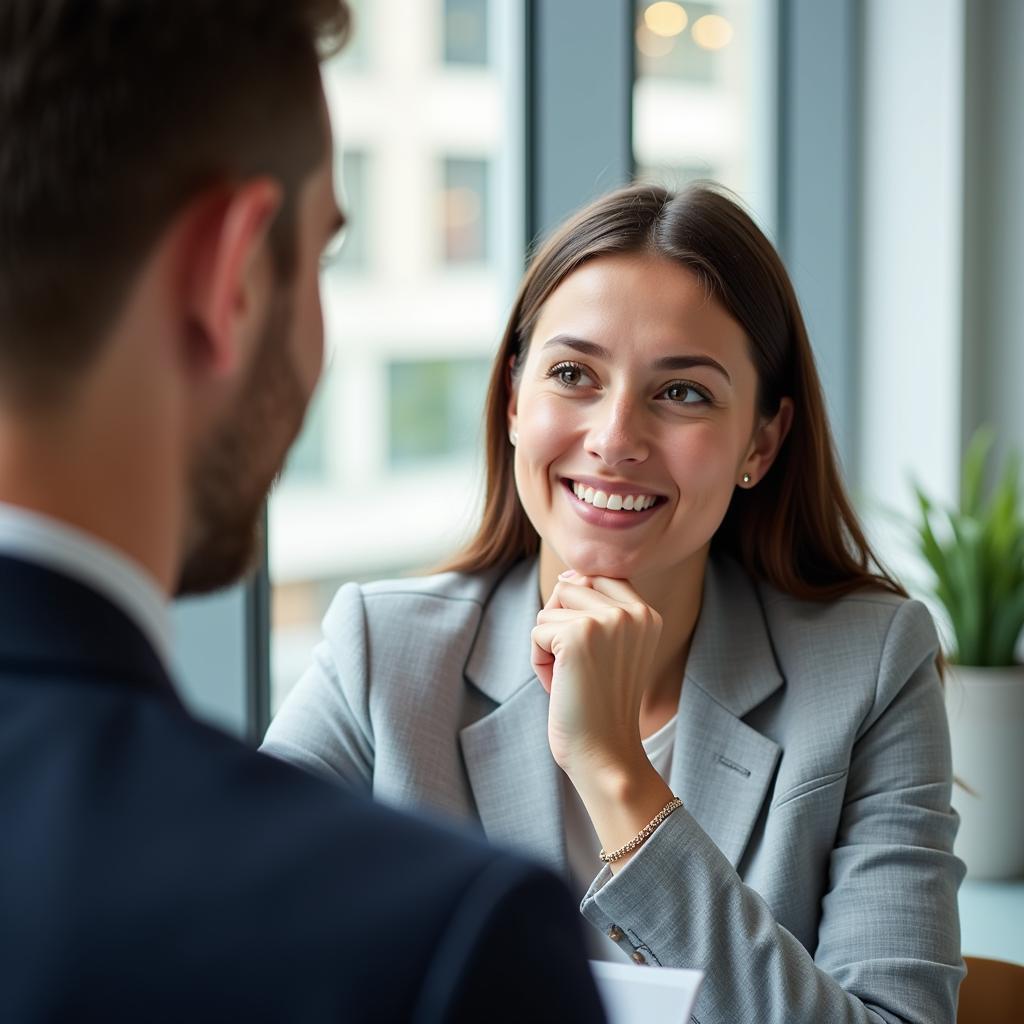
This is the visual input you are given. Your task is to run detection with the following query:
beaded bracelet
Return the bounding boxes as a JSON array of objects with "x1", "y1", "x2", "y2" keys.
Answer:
[{"x1": 599, "y1": 797, "x2": 684, "y2": 864}]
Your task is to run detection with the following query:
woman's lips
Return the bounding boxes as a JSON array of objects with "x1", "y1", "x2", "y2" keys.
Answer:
[{"x1": 560, "y1": 478, "x2": 665, "y2": 529}]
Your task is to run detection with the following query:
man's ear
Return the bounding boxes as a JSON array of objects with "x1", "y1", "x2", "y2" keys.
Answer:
[
  {"x1": 182, "y1": 178, "x2": 283, "y2": 380},
  {"x1": 741, "y1": 397, "x2": 794, "y2": 486}
]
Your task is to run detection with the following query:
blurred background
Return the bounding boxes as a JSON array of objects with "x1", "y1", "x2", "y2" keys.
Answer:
[
  {"x1": 172, "y1": 0, "x2": 1023, "y2": 737},
  {"x1": 268, "y1": 0, "x2": 774, "y2": 711},
  {"x1": 172, "y1": 0, "x2": 1023, "y2": 949}
]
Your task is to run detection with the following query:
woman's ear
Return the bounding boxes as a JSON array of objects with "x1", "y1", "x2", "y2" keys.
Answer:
[
  {"x1": 740, "y1": 397, "x2": 794, "y2": 486},
  {"x1": 506, "y1": 355, "x2": 519, "y2": 446}
]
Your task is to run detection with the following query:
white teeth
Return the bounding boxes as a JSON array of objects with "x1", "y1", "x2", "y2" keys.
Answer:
[{"x1": 569, "y1": 481, "x2": 656, "y2": 512}]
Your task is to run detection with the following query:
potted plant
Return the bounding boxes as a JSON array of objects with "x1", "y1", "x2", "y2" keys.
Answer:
[{"x1": 911, "y1": 427, "x2": 1024, "y2": 879}]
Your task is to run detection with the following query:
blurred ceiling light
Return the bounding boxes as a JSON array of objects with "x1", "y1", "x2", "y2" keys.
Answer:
[
  {"x1": 643, "y1": 2, "x2": 688, "y2": 38},
  {"x1": 692, "y1": 13, "x2": 733, "y2": 50},
  {"x1": 635, "y1": 24, "x2": 676, "y2": 58}
]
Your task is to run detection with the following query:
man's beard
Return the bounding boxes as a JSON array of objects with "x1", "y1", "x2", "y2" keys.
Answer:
[{"x1": 176, "y1": 289, "x2": 309, "y2": 596}]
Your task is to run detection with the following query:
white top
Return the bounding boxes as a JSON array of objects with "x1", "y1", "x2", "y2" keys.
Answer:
[
  {"x1": 563, "y1": 712, "x2": 678, "y2": 962},
  {"x1": 0, "y1": 501, "x2": 172, "y2": 668}
]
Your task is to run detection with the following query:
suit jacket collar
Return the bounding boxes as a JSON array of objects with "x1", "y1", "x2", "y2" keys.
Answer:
[
  {"x1": 460, "y1": 555, "x2": 783, "y2": 873},
  {"x1": 463, "y1": 558, "x2": 540, "y2": 704},
  {"x1": 671, "y1": 556, "x2": 783, "y2": 865},
  {"x1": 0, "y1": 554, "x2": 177, "y2": 701},
  {"x1": 460, "y1": 559, "x2": 566, "y2": 868}
]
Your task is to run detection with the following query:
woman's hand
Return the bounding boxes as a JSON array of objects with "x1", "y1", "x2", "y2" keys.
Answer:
[
  {"x1": 532, "y1": 573, "x2": 675, "y2": 869},
  {"x1": 531, "y1": 572, "x2": 662, "y2": 785}
]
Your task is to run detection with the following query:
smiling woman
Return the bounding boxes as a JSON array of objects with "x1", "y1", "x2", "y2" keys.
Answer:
[{"x1": 263, "y1": 183, "x2": 965, "y2": 1023}]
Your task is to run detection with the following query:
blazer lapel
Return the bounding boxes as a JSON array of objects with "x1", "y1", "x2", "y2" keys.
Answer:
[
  {"x1": 670, "y1": 557, "x2": 783, "y2": 868},
  {"x1": 458, "y1": 559, "x2": 569, "y2": 877}
]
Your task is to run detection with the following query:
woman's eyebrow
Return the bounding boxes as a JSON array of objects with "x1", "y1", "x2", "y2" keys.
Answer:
[
  {"x1": 652, "y1": 354, "x2": 732, "y2": 384},
  {"x1": 541, "y1": 334, "x2": 732, "y2": 385},
  {"x1": 541, "y1": 335, "x2": 608, "y2": 358}
]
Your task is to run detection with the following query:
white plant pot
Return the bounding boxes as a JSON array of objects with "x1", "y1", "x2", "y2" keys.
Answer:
[{"x1": 945, "y1": 664, "x2": 1024, "y2": 879}]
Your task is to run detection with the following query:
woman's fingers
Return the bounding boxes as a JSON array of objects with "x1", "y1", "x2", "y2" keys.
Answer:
[
  {"x1": 585, "y1": 575, "x2": 644, "y2": 604},
  {"x1": 535, "y1": 606, "x2": 590, "y2": 625},
  {"x1": 550, "y1": 579, "x2": 659, "y2": 634},
  {"x1": 550, "y1": 578, "x2": 618, "y2": 612},
  {"x1": 531, "y1": 620, "x2": 562, "y2": 693}
]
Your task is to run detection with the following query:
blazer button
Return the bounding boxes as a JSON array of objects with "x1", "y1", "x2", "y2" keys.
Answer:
[
  {"x1": 607, "y1": 926, "x2": 624, "y2": 942},
  {"x1": 631, "y1": 951, "x2": 647, "y2": 965}
]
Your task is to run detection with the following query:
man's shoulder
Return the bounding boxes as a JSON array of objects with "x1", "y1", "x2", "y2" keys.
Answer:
[{"x1": 1, "y1": 677, "x2": 566, "y2": 1018}]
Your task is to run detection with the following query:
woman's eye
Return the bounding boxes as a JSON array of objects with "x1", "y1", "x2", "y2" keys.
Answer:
[
  {"x1": 547, "y1": 362, "x2": 591, "y2": 388},
  {"x1": 661, "y1": 381, "x2": 711, "y2": 405}
]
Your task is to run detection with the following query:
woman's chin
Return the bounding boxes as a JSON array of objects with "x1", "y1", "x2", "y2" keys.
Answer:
[{"x1": 560, "y1": 546, "x2": 643, "y2": 580}]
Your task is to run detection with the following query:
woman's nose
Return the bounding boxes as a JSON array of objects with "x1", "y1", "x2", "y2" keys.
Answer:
[{"x1": 584, "y1": 394, "x2": 649, "y2": 466}]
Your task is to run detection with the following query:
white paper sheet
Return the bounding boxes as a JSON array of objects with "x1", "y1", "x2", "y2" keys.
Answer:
[{"x1": 590, "y1": 961, "x2": 703, "y2": 1024}]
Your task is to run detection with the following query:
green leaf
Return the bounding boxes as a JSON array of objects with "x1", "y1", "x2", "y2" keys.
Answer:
[
  {"x1": 961, "y1": 426, "x2": 995, "y2": 517},
  {"x1": 908, "y1": 427, "x2": 1024, "y2": 666}
]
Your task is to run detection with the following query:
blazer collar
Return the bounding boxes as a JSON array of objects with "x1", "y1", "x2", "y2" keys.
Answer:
[
  {"x1": 460, "y1": 559, "x2": 568, "y2": 870},
  {"x1": 464, "y1": 558, "x2": 541, "y2": 703},
  {"x1": 684, "y1": 554, "x2": 784, "y2": 717},
  {"x1": 671, "y1": 556, "x2": 783, "y2": 866},
  {"x1": 459, "y1": 555, "x2": 784, "y2": 873},
  {"x1": 0, "y1": 554, "x2": 178, "y2": 701}
]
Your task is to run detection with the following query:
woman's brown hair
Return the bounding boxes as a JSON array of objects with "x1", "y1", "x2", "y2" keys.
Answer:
[{"x1": 440, "y1": 182, "x2": 904, "y2": 602}]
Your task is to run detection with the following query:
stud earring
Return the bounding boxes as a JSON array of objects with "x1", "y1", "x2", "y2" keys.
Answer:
[
  {"x1": 509, "y1": 430, "x2": 518, "y2": 446},
  {"x1": 742, "y1": 473, "x2": 752, "y2": 485}
]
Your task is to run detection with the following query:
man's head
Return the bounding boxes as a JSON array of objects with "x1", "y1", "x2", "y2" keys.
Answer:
[{"x1": 0, "y1": 0, "x2": 350, "y2": 593}]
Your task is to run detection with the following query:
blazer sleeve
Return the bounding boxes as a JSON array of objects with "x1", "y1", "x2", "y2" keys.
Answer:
[
  {"x1": 579, "y1": 599, "x2": 965, "y2": 1024},
  {"x1": 260, "y1": 583, "x2": 375, "y2": 791},
  {"x1": 413, "y1": 855, "x2": 607, "y2": 1024}
]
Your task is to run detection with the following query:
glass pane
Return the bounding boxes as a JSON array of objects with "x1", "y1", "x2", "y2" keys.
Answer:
[
  {"x1": 388, "y1": 357, "x2": 491, "y2": 466},
  {"x1": 444, "y1": 0, "x2": 489, "y2": 66},
  {"x1": 442, "y1": 157, "x2": 490, "y2": 264},
  {"x1": 268, "y1": 0, "x2": 522, "y2": 711},
  {"x1": 633, "y1": 0, "x2": 775, "y2": 227}
]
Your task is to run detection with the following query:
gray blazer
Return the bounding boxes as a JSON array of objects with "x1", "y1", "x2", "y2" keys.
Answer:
[{"x1": 263, "y1": 556, "x2": 964, "y2": 1024}]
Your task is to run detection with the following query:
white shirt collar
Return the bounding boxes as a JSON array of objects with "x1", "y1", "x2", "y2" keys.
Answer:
[{"x1": 0, "y1": 502, "x2": 172, "y2": 668}]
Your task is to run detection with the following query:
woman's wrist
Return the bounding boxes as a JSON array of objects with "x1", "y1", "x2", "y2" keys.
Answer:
[{"x1": 566, "y1": 752, "x2": 676, "y2": 873}]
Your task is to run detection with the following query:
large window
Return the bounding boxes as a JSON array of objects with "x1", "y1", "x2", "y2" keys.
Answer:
[
  {"x1": 633, "y1": 0, "x2": 774, "y2": 228},
  {"x1": 263, "y1": 0, "x2": 770, "y2": 717},
  {"x1": 268, "y1": 0, "x2": 522, "y2": 710}
]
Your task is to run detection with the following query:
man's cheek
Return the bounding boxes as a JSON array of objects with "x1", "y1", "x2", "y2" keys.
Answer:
[{"x1": 294, "y1": 294, "x2": 326, "y2": 395}]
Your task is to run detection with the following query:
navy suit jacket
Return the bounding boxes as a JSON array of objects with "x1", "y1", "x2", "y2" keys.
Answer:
[{"x1": 0, "y1": 555, "x2": 604, "y2": 1022}]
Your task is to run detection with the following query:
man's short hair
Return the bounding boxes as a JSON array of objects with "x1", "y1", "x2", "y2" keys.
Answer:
[{"x1": 0, "y1": 0, "x2": 351, "y2": 402}]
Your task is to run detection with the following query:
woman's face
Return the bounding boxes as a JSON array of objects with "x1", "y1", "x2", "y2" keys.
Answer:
[{"x1": 509, "y1": 252, "x2": 784, "y2": 585}]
